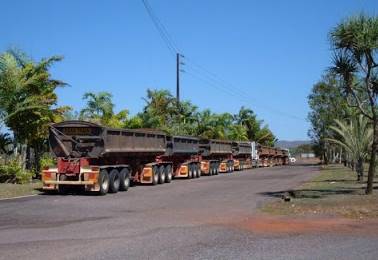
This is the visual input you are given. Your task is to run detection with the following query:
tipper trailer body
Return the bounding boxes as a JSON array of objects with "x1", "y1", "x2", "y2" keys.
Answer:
[
  {"x1": 232, "y1": 141, "x2": 253, "y2": 170},
  {"x1": 160, "y1": 135, "x2": 201, "y2": 179},
  {"x1": 43, "y1": 121, "x2": 200, "y2": 194},
  {"x1": 199, "y1": 139, "x2": 234, "y2": 174}
]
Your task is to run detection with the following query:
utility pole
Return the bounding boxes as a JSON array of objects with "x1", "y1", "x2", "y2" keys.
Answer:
[{"x1": 176, "y1": 53, "x2": 180, "y2": 106}]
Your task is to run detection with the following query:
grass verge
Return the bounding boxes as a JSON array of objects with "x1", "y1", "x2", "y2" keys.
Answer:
[
  {"x1": 261, "y1": 165, "x2": 378, "y2": 219},
  {"x1": 0, "y1": 181, "x2": 42, "y2": 199}
]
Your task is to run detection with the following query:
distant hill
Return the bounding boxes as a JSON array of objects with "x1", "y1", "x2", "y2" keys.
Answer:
[{"x1": 275, "y1": 140, "x2": 312, "y2": 149}]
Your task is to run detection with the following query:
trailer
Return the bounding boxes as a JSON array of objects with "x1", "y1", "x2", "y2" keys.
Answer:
[
  {"x1": 43, "y1": 121, "x2": 175, "y2": 195},
  {"x1": 257, "y1": 145, "x2": 270, "y2": 167},
  {"x1": 251, "y1": 141, "x2": 259, "y2": 167},
  {"x1": 199, "y1": 139, "x2": 233, "y2": 175},
  {"x1": 282, "y1": 149, "x2": 290, "y2": 165},
  {"x1": 274, "y1": 148, "x2": 283, "y2": 166},
  {"x1": 159, "y1": 135, "x2": 201, "y2": 179},
  {"x1": 232, "y1": 141, "x2": 253, "y2": 170}
]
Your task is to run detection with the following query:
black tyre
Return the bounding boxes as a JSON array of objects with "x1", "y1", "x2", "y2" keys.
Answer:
[
  {"x1": 214, "y1": 163, "x2": 218, "y2": 175},
  {"x1": 188, "y1": 164, "x2": 193, "y2": 179},
  {"x1": 119, "y1": 168, "x2": 130, "y2": 191},
  {"x1": 98, "y1": 169, "x2": 110, "y2": 195},
  {"x1": 158, "y1": 165, "x2": 165, "y2": 184},
  {"x1": 58, "y1": 174, "x2": 68, "y2": 194},
  {"x1": 109, "y1": 169, "x2": 120, "y2": 193},
  {"x1": 192, "y1": 164, "x2": 197, "y2": 178},
  {"x1": 165, "y1": 165, "x2": 172, "y2": 183},
  {"x1": 152, "y1": 166, "x2": 159, "y2": 185},
  {"x1": 196, "y1": 164, "x2": 201, "y2": 178}
]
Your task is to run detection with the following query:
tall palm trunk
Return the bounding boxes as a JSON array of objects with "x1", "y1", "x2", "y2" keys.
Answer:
[
  {"x1": 366, "y1": 120, "x2": 377, "y2": 194},
  {"x1": 356, "y1": 157, "x2": 364, "y2": 182}
]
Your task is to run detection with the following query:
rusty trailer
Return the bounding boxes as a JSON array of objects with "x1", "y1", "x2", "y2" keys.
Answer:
[
  {"x1": 232, "y1": 141, "x2": 253, "y2": 170},
  {"x1": 44, "y1": 121, "x2": 171, "y2": 194},
  {"x1": 160, "y1": 136, "x2": 201, "y2": 179},
  {"x1": 199, "y1": 139, "x2": 233, "y2": 175}
]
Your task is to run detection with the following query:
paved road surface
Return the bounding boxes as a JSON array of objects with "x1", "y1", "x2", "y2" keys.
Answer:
[{"x1": 0, "y1": 165, "x2": 377, "y2": 259}]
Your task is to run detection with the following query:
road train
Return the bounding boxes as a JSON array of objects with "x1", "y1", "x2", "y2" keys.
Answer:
[{"x1": 42, "y1": 120, "x2": 289, "y2": 195}]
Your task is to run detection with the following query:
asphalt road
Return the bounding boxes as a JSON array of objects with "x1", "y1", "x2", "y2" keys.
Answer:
[{"x1": 0, "y1": 165, "x2": 377, "y2": 260}]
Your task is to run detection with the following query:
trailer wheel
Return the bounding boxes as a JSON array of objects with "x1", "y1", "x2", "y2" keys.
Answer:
[
  {"x1": 208, "y1": 163, "x2": 213, "y2": 176},
  {"x1": 191, "y1": 164, "x2": 197, "y2": 178},
  {"x1": 213, "y1": 163, "x2": 218, "y2": 175},
  {"x1": 119, "y1": 168, "x2": 130, "y2": 191},
  {"x1": 152, "y1": 166, "x2": 159, "y2": 185},
  {"x1": 196, "y1": 164, "x2": 201, "y2": 178},
  {"x1": 158, "y1": 165, "x2": 165, "y2": 184},
  {"x1": 164, "y1": 165, "x2": 172, "y2": 183},
  {"x1": 58, "y1": 174, "x2": 68, "y2": 194},
  {"x1": 193, "y1": 164, "x2": 198, "y2": 178},
  {"x1": 98, "y1": 169, "x2": 110, "y2": 195},
  {"x1": 109, "y1": 169, "x2": 120, "y2": 193},
  {"x1": 188, "y1": 164, "x2": 193, "y2": 179}
]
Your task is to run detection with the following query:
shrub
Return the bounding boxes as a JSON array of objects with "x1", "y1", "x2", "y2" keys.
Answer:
[
  {"x1": 0, "y1": 158, "x2": 33, "y2": 184},
  {"x1": 39, "y1": 153, "x2": 56, "y2": 169}
]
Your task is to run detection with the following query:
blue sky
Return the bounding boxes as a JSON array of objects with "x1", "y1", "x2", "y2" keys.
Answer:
[{"x1": 1, "y1": 0, "x2": 377, "y2": 140}]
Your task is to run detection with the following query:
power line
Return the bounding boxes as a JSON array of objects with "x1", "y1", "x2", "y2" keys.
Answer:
[
  {"x1": 184, "y1": 57, "x2": 252, "y2": 99},
  {"x1": 141, "y1": 0, "x2": 179, "y2": 56},
  {"x1": 185, "y1": 69, "x2": 305, "y2": 121},
  {"x1": 140, "y1": 0, "x2": 306, "y2": 122}
]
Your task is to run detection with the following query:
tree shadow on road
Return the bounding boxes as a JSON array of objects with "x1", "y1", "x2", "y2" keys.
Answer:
[{"x1": 259, "y1": 187, "x2": 362, "y2": 199}]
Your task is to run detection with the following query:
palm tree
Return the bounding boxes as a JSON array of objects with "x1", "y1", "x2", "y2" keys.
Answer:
[
  {"x1": 234, "y1": 106, "x2": 261, "y2": 140},
  {"x1": 140, "y1": 89, "x2": 176, "y2": 129},
  {"x1": 0, "y1": 49, "x2": 68, "y2": 172},
  {"x1": 327, "y1": 115, "x2": 373, "y2": 182},
  {"x1": 330, "y1": 14, "x2": 378, "y2": 194},
  {"x1": 80, "y1": 92, "x2": 114, "y2": 124},
  {"x1": 228, "y1": 125, "x2": 248, "y2": 141},
  {"x1": 256, "y1": 126, "x2": 276, "y2": 146}
]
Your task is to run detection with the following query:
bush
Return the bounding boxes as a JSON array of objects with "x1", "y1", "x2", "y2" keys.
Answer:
[
  {"x1": 39, "y1": 153, "x2": 55, "y2": 169},
  {"x1": 0, "y1": 159, "x2": 33, "y2": 184}
]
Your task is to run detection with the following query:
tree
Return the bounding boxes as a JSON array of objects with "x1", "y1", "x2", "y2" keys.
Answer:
[
  {"x1": 139, "y1": 89, "x2": 177, "y2": 131},
  {"x1": 136, "y1": 89, "x2": 277, "y2": 142},
  {"x1": 107, "y1": 109, "x2": 130, "y2": 128},
  {"x1": 234, "y1": 106, "x2": 261, "y2": 140},
  {"x1": 125, "y1": 115, "x2": 143, "y2": 129},
  {"x1": 0, "y1": 49, "x2": 69, "y2": 172},
  {"x1": 308, "y1": 73, "x2": 351, "y2": 163},
  {"x1": 228, "y1": 124, "x2": 248, "y2": 141},
  {"x1": 330, "y1": 14, "x2": 378, "y2": 194},
  {"x1": 327, "y1": 115, "x2": 373, "y2": 182},
  {"x1": 256, "y1": 126, "x2": 276, "y2": 146},
  {"x1": 80, "y1": 92, "x2": 114, "y2": 124}
]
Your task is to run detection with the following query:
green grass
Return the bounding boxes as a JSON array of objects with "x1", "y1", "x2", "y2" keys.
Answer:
[
  {"x1": 261, "y1": 165, "x2": 378, "y2": 219},
  {"x1": 0, "y1": 181, "x2": 42, "y2": 199}
]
